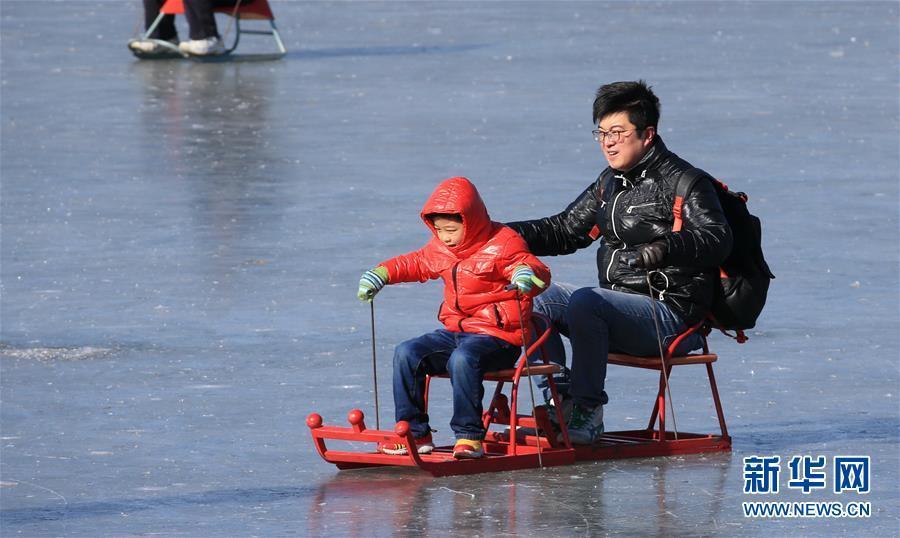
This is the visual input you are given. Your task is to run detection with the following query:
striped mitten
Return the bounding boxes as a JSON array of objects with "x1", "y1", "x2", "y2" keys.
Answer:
[{"x1": 357, "y1": 266, "x2": 389, "y2": 301}]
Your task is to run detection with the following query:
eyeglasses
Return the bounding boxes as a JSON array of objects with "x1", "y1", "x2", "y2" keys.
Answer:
[{"x1": 592, "y1": 128, "x2": 636, "y2": 143}]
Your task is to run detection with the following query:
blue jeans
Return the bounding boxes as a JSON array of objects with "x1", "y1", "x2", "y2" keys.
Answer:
[
  {"x1": 392, "y1": 329, "x2": 519, "y2": 440},
  {"x1": 534, "y1": 283, "x2": 703, "y2": 408}
]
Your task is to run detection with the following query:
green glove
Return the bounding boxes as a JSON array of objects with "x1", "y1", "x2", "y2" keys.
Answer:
[
  {"x1": 510, "y1": 265, "x2": 545, "y2": 294},
  {"x1": 357, "y1": 266, "x2": 389, "y2": 301}
]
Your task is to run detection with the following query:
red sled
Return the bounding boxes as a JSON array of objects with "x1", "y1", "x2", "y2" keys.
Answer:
[{"x1": 307, "y1": 315, "x2": 730, "y2": 477}]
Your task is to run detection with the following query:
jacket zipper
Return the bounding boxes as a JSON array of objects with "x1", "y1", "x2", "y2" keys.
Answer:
[
  {"x1": 626, "y1": 202, "x2": 657, "y2": 214},
  {"x1": 609, "y1": 190, "x2": 626, "y2": 240},
  {"x1": 605, "y1": 247, "x2": 622, "y2": 283},
  {"x1": 493, "y1": 305, "x2": 504, "y2": 328},
  {"x1": 608, "y1": 175, "x2": 630, "y2": 241},
  {"x1": 452, "y1": 263, "x2": 461, "y2": 311},
  {"x1": 606, "y1": 176, "x2": 630, "y2": 282},
  {"x1": 452, "y1": 263, "x2": 464, "y2": 331}
]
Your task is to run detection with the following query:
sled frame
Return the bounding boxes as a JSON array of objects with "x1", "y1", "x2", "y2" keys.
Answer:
[{"x1": 307, "y1": 320, "x2": 731, "y2": 476}]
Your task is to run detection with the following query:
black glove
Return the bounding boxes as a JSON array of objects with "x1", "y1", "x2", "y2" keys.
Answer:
[{"x1": 633, "y1": 241, "x2": 668, "y2": 270}]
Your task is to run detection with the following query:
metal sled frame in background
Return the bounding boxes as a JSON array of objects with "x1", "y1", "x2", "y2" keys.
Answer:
[{"x1": 129, "y1": 0, "x2": 286, "y2": 62}]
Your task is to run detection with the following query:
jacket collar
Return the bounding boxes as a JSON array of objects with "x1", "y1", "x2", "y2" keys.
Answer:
[{"x1": 614, "y1": 136, "x2": 668, "y2": 182}]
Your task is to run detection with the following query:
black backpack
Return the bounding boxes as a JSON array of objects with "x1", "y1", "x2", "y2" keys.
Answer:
[{"x1": 673, "y1": 169, "x2": 774, "y2": 341}]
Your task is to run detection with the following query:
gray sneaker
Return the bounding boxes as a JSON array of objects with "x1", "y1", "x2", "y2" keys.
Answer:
[
  {"x1": 566, "y1": 403, "x2": 604, "y2": 445},
  {"x1": 547, "y1": 396, "x2": 573, "y2": 429},
  {"x1": 511, "y1": 397, "x2": 572, "y2": 438}
]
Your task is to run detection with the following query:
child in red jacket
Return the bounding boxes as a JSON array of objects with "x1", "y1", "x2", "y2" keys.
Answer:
[{"x1": 357, "y1": 176, "x2": 550, "y2": 459}]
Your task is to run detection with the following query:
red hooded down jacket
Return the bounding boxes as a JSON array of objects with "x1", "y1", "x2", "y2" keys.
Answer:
[{"x1": 380, "y1": 177, "x2": 550, "y2": 346}]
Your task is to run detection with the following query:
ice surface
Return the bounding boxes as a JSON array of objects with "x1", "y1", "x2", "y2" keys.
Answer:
[{"x1": 1, "y1": 1, "x2": 898, "y2": 536}]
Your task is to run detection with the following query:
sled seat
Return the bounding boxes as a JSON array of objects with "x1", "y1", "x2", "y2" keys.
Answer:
[
  {"x1": 608, "y1": 353, "x2": 717, "y2": 369},
  {"x1": 604, "y1": 321, "x2": 729, "y2": 446},
  {"x1": 425, "y1": 313, "x2": 572, "y2": 454},
  {"x1": 483, "y1": 363, "x2": 560, "y2": 380},
  {"x1": 138, "y1": 0, "x2": 286, "y2": 59}
]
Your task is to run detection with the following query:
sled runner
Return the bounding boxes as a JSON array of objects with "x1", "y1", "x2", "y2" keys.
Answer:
[
  {"x1": 128, "y1": 0, "x2": 286, "y2": 61},
  {"x1": 307, "y1": 315, "x2": 731, "y2": 476}
]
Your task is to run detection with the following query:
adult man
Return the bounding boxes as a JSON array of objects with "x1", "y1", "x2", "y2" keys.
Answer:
[
  {"x1": 130, "y1": 0, "x2": 250, "y2": 57},
  {"x1": 507, "y1": 80, "x2": 733, "y2": 444}
]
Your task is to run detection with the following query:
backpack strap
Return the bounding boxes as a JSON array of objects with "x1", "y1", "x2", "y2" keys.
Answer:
[{"x1": 672, "y1": 168, "x2": 708, "y2": 232}]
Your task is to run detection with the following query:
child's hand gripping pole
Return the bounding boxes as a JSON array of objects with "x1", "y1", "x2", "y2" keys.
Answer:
[
  {"x1": 358, "y1": 266, "x2": 389, "y2": 302},
  {"x1": 510, "y1": 265, "x2": 546, "y2": 295},
  {"x1": 505, "y1": 273, "x2": 547, "y2": 469}
]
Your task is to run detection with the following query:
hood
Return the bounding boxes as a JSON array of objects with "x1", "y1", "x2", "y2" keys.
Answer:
[{"x1": 420, "y1": 176, "x2": 493, "y2": 257}]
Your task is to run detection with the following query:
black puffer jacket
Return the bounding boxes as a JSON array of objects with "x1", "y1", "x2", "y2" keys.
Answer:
[{"x1": 508, "y1": 137, "x2": 732, "y2": 325}]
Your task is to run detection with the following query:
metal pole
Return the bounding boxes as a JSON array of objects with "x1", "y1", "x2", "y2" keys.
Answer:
[
  {"x1": 370, "y1": 300, "x2": 380, "y2": 430},
  {"x1": 511, "y1": 288, "x2": 543, "y2": 469},
  {"x1": 646, "y1": 272, "x2": 679, "y2": 440}
]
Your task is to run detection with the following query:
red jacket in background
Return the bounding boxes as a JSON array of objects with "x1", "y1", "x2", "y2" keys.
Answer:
[{"x1": 380, "y1": 177, "x2": 551, "y2": 346}]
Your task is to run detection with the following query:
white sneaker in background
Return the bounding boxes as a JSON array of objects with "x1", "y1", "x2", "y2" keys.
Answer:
[
  {"x1": 178, "y1": 37, "x2": 226, "y2": 56},
  {"x1": 128, "y1": 38, "x2": 179, "y2": 56}
]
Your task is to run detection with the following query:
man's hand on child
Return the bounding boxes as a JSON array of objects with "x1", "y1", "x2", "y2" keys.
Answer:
[
  {"x1": 357, "y1": 266, "x2": 389, "y2": 302},
  {"x1": 510, "y1": 265, "x2": 545, "y2": 294}
]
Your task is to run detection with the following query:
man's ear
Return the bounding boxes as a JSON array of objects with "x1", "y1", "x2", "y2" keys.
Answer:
[{"x1": 642, "y1": 126, "x2": 656, "y2": 148}]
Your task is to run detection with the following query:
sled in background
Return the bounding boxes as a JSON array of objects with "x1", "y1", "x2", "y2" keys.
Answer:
[
  {"x1": 307, "y1": 315, "x2": 731, "y2": 477},
  {"x1": 128, "y1": 0, "x2": 286, "y2": 62}
]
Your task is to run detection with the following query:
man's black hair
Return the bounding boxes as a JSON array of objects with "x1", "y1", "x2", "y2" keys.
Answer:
[{"x1": 592, "y1": 80, "x2": 661, "y2": 132}]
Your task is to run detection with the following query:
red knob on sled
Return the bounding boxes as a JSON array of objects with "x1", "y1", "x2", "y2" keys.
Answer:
[
  {"x1": 306, "y1": 413, "x2": 323, "y2": 429},
  {"x1": 394, "y1": 421, "x2": 410, "y2": 437},
  {"x1": 347, "y1": 409, "x2": 364, "y2": 426}
]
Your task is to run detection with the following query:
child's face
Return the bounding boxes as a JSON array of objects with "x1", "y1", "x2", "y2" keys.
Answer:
[{"x1": 432, "y1": 217, "x2": 464, "y2": 247}]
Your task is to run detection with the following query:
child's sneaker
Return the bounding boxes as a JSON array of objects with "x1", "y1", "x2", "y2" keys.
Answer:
[
  {"x1": 377, "y1": 433, "x2": 434, "y2": 455},
  {"x1": 566, "y1": 403, "x2": 604, "y2": 445},
  {"x1": 452, "y1": 439, "x2": 484, "y2": 459},
  {"x1": 178, "y1": 37, "x2": 225, "y2": 56}
]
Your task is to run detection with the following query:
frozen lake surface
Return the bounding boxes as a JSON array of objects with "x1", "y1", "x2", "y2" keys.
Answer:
[{"x1": 2, "y1": 1, "x2": 898, "y2": 536}]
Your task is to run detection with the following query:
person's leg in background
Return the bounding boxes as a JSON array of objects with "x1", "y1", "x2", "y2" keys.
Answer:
[
  {"x1": 180, "y1": 0, "x2": 226, "y2": 55},
  {"x1": 183, "y1": 0, "x2": 218, "y2": 40},
  {"x1": 143, "y1": 0, "x2": 177, "y2": 40}
]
